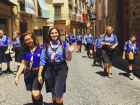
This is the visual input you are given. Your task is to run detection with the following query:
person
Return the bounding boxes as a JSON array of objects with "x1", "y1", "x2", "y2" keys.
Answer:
[
  {"x1": 94, "y1": 33, "x2": 103, "y2": 67},
  {"x1": 38, "y1": 27, "x2": 76, "y2": 105},
  {"x1": 0, "y1": 29, "x2": 12, "y2": 75},
  {"x1": 14, "y1": 31, "x2": 44, "y2": 105},
  {"x1": 100, "y1": 26, "x2": 118, "y2": 78},
  {"x1": 10, "y1": 31, "x2": 23, "y2": 75},
  {"x1": 76, "y1": 31, "x2": 83, "y2": 53},
  {"x1": 84, "y1": 30, "x2": 94, "y2": 58},
  {"x1": 67, "y1": 31, "x2": 76, "y2": 46},
  {"x1": 122, "y1": 34, "x2": 140, "y2": 80}
]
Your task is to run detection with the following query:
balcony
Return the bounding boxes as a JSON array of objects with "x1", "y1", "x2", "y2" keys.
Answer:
[
  {"x1": 54, "y1": 14, "x2": 79, "y2": 22},
  {"x1": 89, "y1": 10, "x2": 96, "y2": 20}
]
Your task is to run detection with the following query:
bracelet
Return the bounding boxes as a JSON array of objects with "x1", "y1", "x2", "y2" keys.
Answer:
[{"x1": 38, "y1": 74, "x2": 42, "y2": 76}]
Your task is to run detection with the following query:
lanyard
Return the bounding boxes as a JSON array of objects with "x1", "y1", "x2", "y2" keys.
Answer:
[
  {"x1": 0, "y1": 35, "x2": 5, "y2": 46},
  {"x1": 29, "y1": 46, "x2": 37, "y2": 68},
  {"x1": 50, "y1": 41, "x2": 60, "y2": 61}
]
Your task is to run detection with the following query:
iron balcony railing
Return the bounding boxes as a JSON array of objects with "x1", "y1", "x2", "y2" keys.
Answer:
[{"x1": 89, "y1": 10, "x2": 96, "y2": 20}]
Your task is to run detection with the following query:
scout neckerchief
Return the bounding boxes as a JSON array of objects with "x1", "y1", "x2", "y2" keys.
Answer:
[
  {"x1": 129, "y1": 40, "x2": 135, "y2": 53},
  {"x1": 29, "y1": 46, "x2": 37, "y2": 68},
  {"x1": 50, "y1": 41, "x2": 60, "y2": 61},
  {"x1": 14, "y1": 37, "x2": 19, "y2": 47},
  {"x1": 0, "y1": 35, "x2": 5, "y2": 46},
  {"x1": 78, "y1": 35, "x2": 81, "y2": 39},
  {"x1": 108, "y1": 34, "x2": 112, "y2": 43},
  {"x1": 87, "y1": 34, "x2": 90, "y2": 38}
]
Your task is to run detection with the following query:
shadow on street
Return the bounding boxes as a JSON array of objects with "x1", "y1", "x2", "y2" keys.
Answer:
[{"x1": 24, "y1": 102, "x2": 53, "y2": 105}]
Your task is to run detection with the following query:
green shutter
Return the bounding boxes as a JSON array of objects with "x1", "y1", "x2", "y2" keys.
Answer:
[{"x1": 54, "y1": 6, "x2": 61, "y2": 19}]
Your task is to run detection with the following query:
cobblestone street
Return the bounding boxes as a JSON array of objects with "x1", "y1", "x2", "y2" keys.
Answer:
[{"x1": 1, "y1": 46, "x2": 140, "y2": 105}]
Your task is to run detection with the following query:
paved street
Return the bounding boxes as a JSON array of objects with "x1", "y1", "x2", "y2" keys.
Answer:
[{"x1": 1, "y1": 46, "x2": 140, "y2": 105}]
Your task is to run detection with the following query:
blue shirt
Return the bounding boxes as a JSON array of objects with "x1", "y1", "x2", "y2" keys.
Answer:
[
  {"x1": 11, "y1": 37, "x2": 21, "y2": 48},
  {"x1": 22, "y1": 47, "x2": 43, "y2": 68},
  {"x1": 84, "y1": 34, "x2": 93, "y2": 43},
  {"x1": 95, "y1": 38, "x2": 102, "y2": 48},
  {"x1": 40, "y1": 40, "x2": 68, "y2": 65},
  {"x1": 124, "y1": 40, "x2": 139, "y2": 54},
  {"x1": 100, "y1": 34, "x2": 118, "y2": 45},
  {"x1": 0, "y1": 35, "x2": 10, "y2": 46},
  {"x1": 68, "y1": 35, "x2": 76, "y2": 44},
  {"x1": 76, "y1": 35, "x2": 83, "y2": 41}
]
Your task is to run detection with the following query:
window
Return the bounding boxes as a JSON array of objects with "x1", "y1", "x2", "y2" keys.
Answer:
[
  {"x1": 38, "y1": 1, "x2": 41, "y2": 17},
  {"x1": 34, "y1": 29, "x2": 42, "y2": 36},
  {"x1": 69, "y1": 6, "x2": 72, "y2": 19},
  {"x1": 54, "y1": 6, "x2": 61, "y2": 19},
  {"x1": 75, "y1": 8, "x2": 77, "y2": 16},
  {"x1": 20, "y1": 0, "x2": 25, "y2": 11},
  {"x1": 99, "y1": 0, "x2": 101, "y2": 3}
]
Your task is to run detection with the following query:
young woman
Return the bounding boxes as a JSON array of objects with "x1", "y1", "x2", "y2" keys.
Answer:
[
  {"x1": 84, "y1": 30, "x2": 94, "y2": 58},
  {"x1": 10, "y1": 31, "x2": 23, "y2": 74},
  {"x1": 38, "y1": 27, "x2": 76, "y2": 105},
  {"x1": 100, "y1": 26, "x2": 118, "y2": 78},
  {"x1": 0, "y1": 29, "x2": 12, "y2": 75},
  {"x1": 122, "y1": 34, "x2": 140, "y2": 80},
  {"x1": 76, "y1": 31, "x2": 83, "y2": 53},
  {"x1": 67, "y1": 31, "x2": 76, "y2": 46},
  {"x1": 94, "y1": 33, "x2": 103, "y2": 67},
  {"x1": 14, "y1": 31, "x2": 44, "y2": 105}
]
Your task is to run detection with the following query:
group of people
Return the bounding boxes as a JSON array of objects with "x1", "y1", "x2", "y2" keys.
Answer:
[{"x1": 70, "y1": 26, "x2": 140, "y2": 80}]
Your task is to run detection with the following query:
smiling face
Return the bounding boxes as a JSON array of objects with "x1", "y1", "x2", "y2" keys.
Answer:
[
  {"x1": 50, "y1": 29, "x2": 59, "y2": 42},
  {"x1": 13, "y1": 32, "x2": 18, "y2": 39},
  {"x1": 0, "y1": 30, "x2": 4, "y2": 36},
  {"x1": 24, "y1": 34, "x2": 34, "y2": 48},
  {"x1": 107, "y1": 27, "x2": 113, "y2": 35}
]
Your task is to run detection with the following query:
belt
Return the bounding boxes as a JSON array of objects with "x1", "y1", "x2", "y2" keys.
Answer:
[
  {"x1": 0, "y1": 46, "x2": 7, "y2": 48},
  {"x1": 49, "y1": 61, "x2": 64, "y2": 65},
  {"x1": 27, "y1": 67, "x2": 39, "y2": 71},
  {"x1": 15, "y1": 47, "x2": 21, "y2": 49}
]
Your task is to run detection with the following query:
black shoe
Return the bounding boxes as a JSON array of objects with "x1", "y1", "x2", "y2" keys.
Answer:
[
  {"x1": 7, "y1": 68, "x2": 13, "y2": 74},
  {"x1": 94, "y1": 60, "x2": 96, "y2": 66},
  {"x1": 104, "y1": 69, "x2": 107, "y2": 75}
]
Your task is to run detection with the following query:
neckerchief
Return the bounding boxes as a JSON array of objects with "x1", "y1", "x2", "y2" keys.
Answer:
[
  {"x1": 50, "y1": 41, "x2": 60, "y2": 61},
  {"x1": 14, "y1": 38, "x2": 19, "y2": 47},
  {"x1": 87, "y1": 34, "x2": 90, "y2": 38},
  {"x1": 108, "y1": 34, "x2": 112, "y2": 43},
  {"x1": 129, "y1": 40, "x2": 135, "y2": 53},
  {"x1": 78, "y1": 35, "x2": 81, "y2": 39},
  {"x1": 0, "y1": 35, "x2": 5, "y2": 46},
  {"x1": 29, "y1": 46, "x2": 37, "y2": 68}
]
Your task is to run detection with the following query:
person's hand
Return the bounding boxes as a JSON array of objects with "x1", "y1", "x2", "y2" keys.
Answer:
[
  {"x1": 9, "y1": 50, "x2": 14, "y2": 54},
  {"x1": 106, "y1": 43, "x2": 111, "y2": 46},
  {"x1": 5, "y1": 50, "x2": 10, "y2": 54},
  {"x1": 68, "y1": 43, "x2": 76, "y2": 53},
  {"x1": 38, "y1": 75, "x2": 43, "y2": 84},
  {"x1": 14, "y1": 76, "x2": 19, "y2": 86},
  {"x1": 122, "y1": 56, "x2": 125, "y2": 60},
  {"x1": 85, "y1": 42, "x2": 87, "y2": 44},
  {"x1": 94, "y1": 50, "x2": 96, "y2": 53},
  {"x1": 111, "y1": 45, "x2": 116, "y2": 49}
]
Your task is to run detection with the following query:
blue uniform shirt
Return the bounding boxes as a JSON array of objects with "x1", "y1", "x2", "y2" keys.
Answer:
[
  {"x1": 84, "y1": 34, "x2": 93, "y2": 43},
  {"x1": 22, "y1": 48, "x2": 42, "y2": 68},
  {"x1": 68, "y1": 35, "x2": 76, "y2": 44},
  {"x1": 11, "y1": 37, "x2": 21, "y2": 47},
  {"x1": 76, "y1": 35, "x2": 83, "y2": 41},
  {"x1": 124, "y1": 40, "x2": 139, "y2": 54},
  {"x1": 0, "y1": 35, "x2": 10, "y2": 46},
  {"x1": 100, "y1": 34, "x2": 118, "y2": 45},
  {"x1": 40, "y1": 40, "x2": 68, "y2": 65},
  {"x1": 95, "y1": 38, "x2": 102, "y2": 48}
]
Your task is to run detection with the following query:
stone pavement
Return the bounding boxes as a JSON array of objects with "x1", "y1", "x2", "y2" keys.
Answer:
[{"x1": 1, "y1": 46, "x2": 140, "y2": 105}]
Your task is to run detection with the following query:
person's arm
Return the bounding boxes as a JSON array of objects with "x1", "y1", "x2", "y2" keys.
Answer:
[
  {"x1": 122, "y1": 50, "x2": 126, "y2": 60},
  {"x1": 38, "y1": 65, "x2": 44, "y2": 84},
  {"x1": 94, "y1": 45, "x2": 96, "y2": 52},
  {"x1": 111, "y1": 35, "x2": 119, "y2": 49},
  {"x1": 14, "y1": 60, "x2": 26, "y2": 86},
  {"x1": 67, "y1": 43, "x2": 76, "y2": 61},
  {"x1": 5, "y1": 37, "x2": 11, "y2": 54}
]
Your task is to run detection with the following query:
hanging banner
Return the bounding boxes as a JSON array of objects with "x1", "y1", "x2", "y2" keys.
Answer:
[
  {"x1": 82, "y1": 13, "x2": 86, "y2": 21},
  {"x1": 66, "y1": 19, "x2": 71, "y2": 26}
]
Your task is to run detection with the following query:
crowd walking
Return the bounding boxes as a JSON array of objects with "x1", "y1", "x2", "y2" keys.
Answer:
[{"x1": 0, "y1": 25, "x2": 139, "y2": 105}]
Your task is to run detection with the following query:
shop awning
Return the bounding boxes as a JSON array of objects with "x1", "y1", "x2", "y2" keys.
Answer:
[
  {"x1": 38, "y1": 0, "x2": 50, "y2": 19},
  {"x1": 0, "y1": 0, "x2": 18, "y2": 6},
  {"x1": 25, "y1": 0, "x2": 35, "y2": 14}
]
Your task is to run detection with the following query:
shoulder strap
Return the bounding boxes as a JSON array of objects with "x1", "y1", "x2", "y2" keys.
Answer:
[{"x1": 62, "y1": 40, "x2": 66, "y2": 48}]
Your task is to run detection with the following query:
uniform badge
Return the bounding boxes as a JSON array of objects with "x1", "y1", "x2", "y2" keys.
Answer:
[{"x1": 38, "y1": 54, "x2": 40, "y2": 57}]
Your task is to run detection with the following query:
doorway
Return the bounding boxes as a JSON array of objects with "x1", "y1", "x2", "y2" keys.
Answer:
[
  {"x1": 20, "y1": 22, "x2": 27, "y2": 36},
  {"x1": 43, "y1": 26, "x2": 49, "y2": 43}
]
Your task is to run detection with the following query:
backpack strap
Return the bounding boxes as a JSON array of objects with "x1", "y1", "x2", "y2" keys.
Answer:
[{"x1": 62, "y1": 40, "x2": 66, "y2": 48}]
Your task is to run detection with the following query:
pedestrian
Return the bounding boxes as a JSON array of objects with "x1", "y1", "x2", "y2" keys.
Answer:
[
  {"x1": 76, "y1": 31, "x2": 83, "y2": 53},
  {"x1": 84, "y1": 30, "x2": 94, "y2": 58},
  {"x1": 100, "y1": 26, "x2": 118, "y2": 78},
  {"x1": 38, "y1": 27, "x2": 76, "y2": 105},
  {"x1": 0, "y1": 29, "x2": 12, "y2": 75},
  {"x1": 67, "y1": 31, "x2": 76, "y2": 46},
  {"x1": 122, "y1": 34, "x2": 140, "y2": 80},
  {"x1": 10, "y1": 31, "x2": 23, "y2": 75},
  {"x1": 93, "y1": 33, "x2": 103, "y2": 67},
  {"x1": 14, "y1": 31, "x2": 44, "y2": 105}
]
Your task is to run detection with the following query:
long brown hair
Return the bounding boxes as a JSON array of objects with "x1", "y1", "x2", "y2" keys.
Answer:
[
  {"x1": 20, "y1": 31, "x2": 40, "y2": 52},
  {"x1": 0, "y1": 29, "x2": 7, "y2": 35},
  {"x1": 104, "y1": 26, "x2": 114, "y2": 35},
  {"x1": 45, "y1": 27, "x2": 66, "y2": 59}
]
